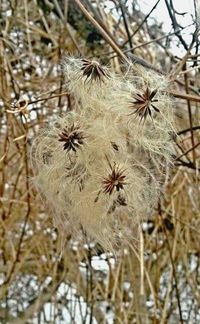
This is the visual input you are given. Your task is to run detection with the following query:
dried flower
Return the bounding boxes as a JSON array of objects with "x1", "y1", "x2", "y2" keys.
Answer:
[
  {"x1": 129, "y1": 87, "x2": 159, "y2": 122},
  {"x1": 81, "y1": 59, "x2": 109, "y2": 82},
  {"x1": 32, "y1": 56, "x2": 175, "y2": 250},
  {"x1": 58, "y1": 124, "x2": 85, "y2": 152},
  {"x1": 103, "y1": 164, "x2": 127, "y2": 195}
]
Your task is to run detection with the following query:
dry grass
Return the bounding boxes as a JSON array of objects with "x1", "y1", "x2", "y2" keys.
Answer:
[{"x1": 0, "y1": 1, "x2": 200, "y2": 323}]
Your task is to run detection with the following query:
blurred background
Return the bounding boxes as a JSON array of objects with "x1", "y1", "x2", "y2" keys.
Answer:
[{"x1": 0, "y1": 0, "x2": 200, "y2": 323}]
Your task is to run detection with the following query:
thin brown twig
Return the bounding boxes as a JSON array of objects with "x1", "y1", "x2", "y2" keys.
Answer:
[
  {"x1": 175, "y1": 141, "x2": 200, "y2": 161},
  {"x1": 74, "y1": 0, "x2": 129, "y2": 63},
  {"x1": 158, "y1": 204, "x2": 184, "y2": 324},
  {"x1": 122, "y1": 0, "x2": 161, "y2": 47},
  {"x1": 167, "y1": 91, "x2": 200, "y2": 103},
  {"x1": 118, "y1": 0, "x2": 133, "y2": 51},
  {"x1": 183, "y1": 63, "x2": 196, "y2": 164},
  {"x1": 2, "y1": 116, "x2": 31, "y2": 286},
  {"x1": 177, "y1": 126, "x2": 200, "y2": 136}
]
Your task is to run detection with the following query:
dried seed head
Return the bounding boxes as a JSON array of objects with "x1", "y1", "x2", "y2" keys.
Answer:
[
  {"x1": 103, "y1": 164, "x2": 127, "y2": 195},
  {"x1": 58, "y1": 124, "x2": 85, "y2": 152},
  {"x1": 32, "y1": 55, "x2": 175, "y2": 249},
  {"x1": 129, "y1": 87, "x2": 159, "y2": 122},
  {"x1": 81, "y1": 59, "x2": 109, "y2": 82}
]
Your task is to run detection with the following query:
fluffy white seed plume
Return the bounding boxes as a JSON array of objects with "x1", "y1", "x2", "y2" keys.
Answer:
[{"x1": 31, "y1": 57, "x2": 175, "y2": 250}]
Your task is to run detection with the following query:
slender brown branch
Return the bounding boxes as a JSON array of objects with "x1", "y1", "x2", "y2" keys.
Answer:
[
  {"x1": 183, "y1": 64, "x2": 196, "y2": 163},
  {"x1": 175, "y1": 141, "x2": 200, "y2": 161},
  {"x1": 118, "y1": 1, "x2": 133, "y2": 51},
  {"x1": 122, "y1": 0, "x2": 161, "y2": 47},
  {"x1": 74, "y1": 0, "x2": 129, "y2": 63},
  {"x1": 177, "y1": 126, "x2": 200, "y2": 136},
  {"x1": 167, "y1": 91, "x2": 200, "y2": 103}
]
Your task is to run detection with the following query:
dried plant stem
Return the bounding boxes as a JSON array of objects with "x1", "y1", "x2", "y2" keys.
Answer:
[
  {"x1": 2, "y1": 141, "x2": 31, "y2": 287},
  {"x1": 74, "y1": 0, "x2": 129, "y2": 63},
  {"x1": 140, "y1": 228, "x2": 144, "y2": 296},
  {"x1": 122, "y1": 0, "x2": 161, "y2": 47},
  {"x1": 52, "y1": 0, "x2": 83, "y2": 55},
  {"x1": 183, "y1": 66, "x2": 196, "y2": 164},
  {"x1": 177, "y1": 125, "x2": 200, "y2": 136},
  {"x1": 167, "y1": 91, "x2": 200, "y2": 103},
  {"x1": 158, "y1": 205, "x2": 183, "y2": 324},
  {"x1": 175, "y1": 141, "x2": 200, "y2": 161}
]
